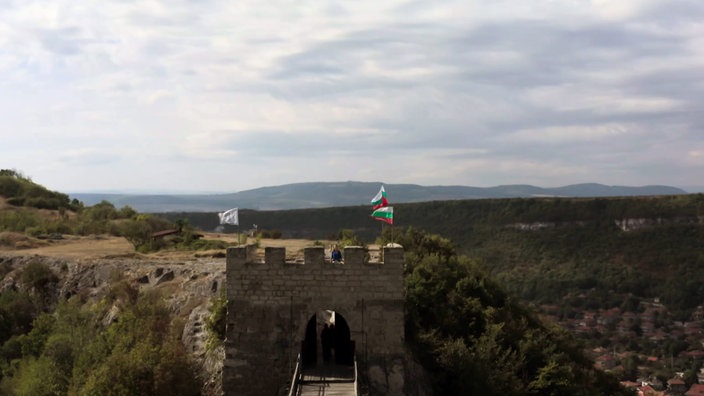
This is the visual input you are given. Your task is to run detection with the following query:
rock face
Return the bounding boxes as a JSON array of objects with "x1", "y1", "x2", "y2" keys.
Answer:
[
  {"x1": 0, "y1": 254, "x2": 227, "y2": 396},
  {"x1": 506, "y1": 216, "x2": 704, "y2": 232},
  {"x1": 614, "y1": 216, "x2": 704, "y2": 231}
]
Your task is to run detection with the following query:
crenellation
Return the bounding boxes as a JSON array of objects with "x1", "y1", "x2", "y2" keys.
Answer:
[{"x1": 264, "y1": 246, "x2": 285, "y2": 265}]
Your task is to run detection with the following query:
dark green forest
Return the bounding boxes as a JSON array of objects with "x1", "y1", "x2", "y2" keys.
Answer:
[
  {"x1": 165, "y1": 194, "x2": 704, "y2": 319},
  {"x1": 386, "y1": 228, "x2": 631, "y2": 395}
]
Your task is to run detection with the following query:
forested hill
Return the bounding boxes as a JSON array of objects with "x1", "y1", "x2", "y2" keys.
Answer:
[
  {"x1": 71, "y1": 181, "x2": 687, "y2": 212},
  {"x1": 165, "y1": 194, "x2": 704, "y2": 318}
]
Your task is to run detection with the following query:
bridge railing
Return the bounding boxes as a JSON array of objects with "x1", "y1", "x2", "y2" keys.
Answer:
[
  {"x1": 287, "y1": 353, "x2": 302, "y2": 396},
  {"x1": 353, "y1": 357, "x2": 359, "y2": 396}
]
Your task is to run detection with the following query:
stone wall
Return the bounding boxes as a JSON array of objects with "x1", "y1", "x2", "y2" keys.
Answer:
[{"x1": 223, "y1": 245, "x2": 406, "y2": 396}]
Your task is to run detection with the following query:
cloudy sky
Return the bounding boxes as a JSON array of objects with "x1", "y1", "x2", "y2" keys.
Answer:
[{"x1": 1, "y1": 0, "x2": 703, "y2": 193}]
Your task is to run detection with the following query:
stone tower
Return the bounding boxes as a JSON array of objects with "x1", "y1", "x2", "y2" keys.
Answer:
[{"x1": 223, "y1": 245, "x2": 406, "y2": 395}]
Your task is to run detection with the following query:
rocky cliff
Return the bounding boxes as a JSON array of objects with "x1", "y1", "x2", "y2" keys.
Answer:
[{"x1": 0, "y1": 253, "x2": 226, "y2": 396}]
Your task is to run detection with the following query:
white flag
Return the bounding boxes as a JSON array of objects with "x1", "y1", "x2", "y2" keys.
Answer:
[{"x1": 218, "y1": 208, "x2": 239, "y2": 225}]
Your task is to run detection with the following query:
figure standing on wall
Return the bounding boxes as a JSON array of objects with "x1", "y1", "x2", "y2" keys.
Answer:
[
  {"x1": 331, "y1": 245, "x2": 342, "y2": 263},
  {"x1": 321, "y1": 324, "x2": 332, "y2": 363}
]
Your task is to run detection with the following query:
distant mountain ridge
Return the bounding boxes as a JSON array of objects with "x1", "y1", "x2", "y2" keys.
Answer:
[{"x1": 68, "y1": 182, "x2": 688, "y2": 213}]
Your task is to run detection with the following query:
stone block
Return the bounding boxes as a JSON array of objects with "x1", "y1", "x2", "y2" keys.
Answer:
[
  {"x1": 344, "y1": 246, "x2": 366, "y2": 265},
  {"x1": 303, "y1": 246, "x2": 325, "y2": 266}
]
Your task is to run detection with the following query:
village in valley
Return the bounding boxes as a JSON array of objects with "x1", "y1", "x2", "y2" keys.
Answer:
[{"x1": 540, "y1": 299, "x2": 704, "y2": 396}]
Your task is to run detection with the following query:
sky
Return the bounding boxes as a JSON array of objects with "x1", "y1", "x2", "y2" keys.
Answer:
[{"x1": 1, "y1": 0, "x2": 703, "y2": 193}]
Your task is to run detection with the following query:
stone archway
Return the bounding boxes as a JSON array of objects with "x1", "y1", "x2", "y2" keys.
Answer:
[{"x1": 301, "y1": 310, "x2": 355, "y2": 367}]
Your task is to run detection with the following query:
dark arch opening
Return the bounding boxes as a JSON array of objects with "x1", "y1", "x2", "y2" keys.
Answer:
[
  {"x1": 302, "y1": 315, "x2": 317, "y2": 368},
  {"x1": 332, "y1": 313, "x2": 354, "y2": 365},
  {"x1": 301, "y1": 311, "x2": 355, "y2": 367}
]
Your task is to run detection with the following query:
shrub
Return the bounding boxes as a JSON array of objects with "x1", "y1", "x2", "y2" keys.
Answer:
[
  {"x1": 0, "y1": 261, "x2": 13, "y2": 280},
  {"x1": 0, "y1": 290, "x2": 37, "y2": 344},
  {"x1": 117, "y1": 206, "x2": 137, "y2": 219},
  {"x1": 185, "y1": 238, "x2": 228, "y2": 251},
  {"x1": 0, "y1": 210, "x2": 40, "y2": 233},
  {"x1": 107, "y1": 281, "x2": 140, "y2": 305},
  {"x1": 205, "y1": 292, "x2": 227, "y2": 350},
  {"x1": 338, "y1": 229, "x2": 364, "y2": 248},
  {"x1": 119, "y1": 218, "x2": 156, "y2": 250},
  {"x1": 20, "y1": 260, "x2": 58, "y2": 293}
]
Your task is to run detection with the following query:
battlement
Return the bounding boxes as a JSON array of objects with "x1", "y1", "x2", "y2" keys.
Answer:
[{"x1": 226, "y1": 244, "x2": 403, "y2": 269}]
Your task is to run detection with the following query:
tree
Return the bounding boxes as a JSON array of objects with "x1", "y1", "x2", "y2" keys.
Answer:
[{"x1": 119, "y1": 216, "x2": 156, "y2": 250}]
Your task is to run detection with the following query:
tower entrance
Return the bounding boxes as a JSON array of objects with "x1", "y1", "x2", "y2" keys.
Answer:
[
  {"x1": 223, "y1": 245, "x2": 406, "y2": 395},
  {"x1": 301, "y1": 311, "x2": 355, "y2": 368}
]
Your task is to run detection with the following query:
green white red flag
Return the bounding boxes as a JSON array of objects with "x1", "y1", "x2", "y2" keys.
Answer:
[
  {"x1": 371, "y1": 206, "x2": 393, "y2": 224},
  {"x1": 371, "y1": 185, "x2": 388, "y2": 209}
]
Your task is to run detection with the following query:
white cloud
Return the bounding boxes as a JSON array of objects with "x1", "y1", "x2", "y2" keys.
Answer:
[
  {"x1": 504, "y1": 124, "x2": 634, "y2": 144},
  {"x1": 589, "y1": 0, "x2": 658, "y2": 20},
  {"x1": 1, "y1": 0, "x2": 703, "y2": 192}
]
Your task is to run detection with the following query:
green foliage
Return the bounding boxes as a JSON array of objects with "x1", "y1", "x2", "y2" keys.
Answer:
[
  {"x1": 17, "y1": 313, "x2": 54, "y2": 359},
  {"x1": 0, "y1": 169, "x2": 76, "y2": 211},
  {"x1": 378, "y1": 226, "x2": 455, "y2": 271},
  {"x1": 205, "y1": 291, "x2": 227, "y2": 350},
  {"x1": 20, "y1": 260, "x2": 58, "y2": 294},
  {"x1": 0, "y1": 291, "x2": 37, "y2": 346},
  {"x1": 0, "y1": 289, "x2": 201, "y2": 395},
  {"x1": 0, "y1": 210, "x2": 41, "y2": 233},
  {"x1": 81, "y1": 200, "x2": 123, "y2": 222},
  {"x1": 338, "y1": 229, "x2": 365, "y2": 247},
  {"x1": 0, "y1": 171, "x2": 146, "y2": 237},
  {"x1": 0, "y1": 204, "x2": 126, "y2": 238},
  {"x1": 117, "y1": 205, "x2": 137, "y2": 219},
  {"x1": 106, "y1": 280, "x2": 140, "y2": 306},
  {"x1": 0, "y1": 261, "x2": 13, "y2": 281},
  {"x1": 10, "y1": 356, "x2": 65, "y2": 395},
  {"x1": 118, "y1": 215, "x2": 171, "y2": 251},
  {"x1": 403, "y1": 229, "x2": 631, "y2": 396}
]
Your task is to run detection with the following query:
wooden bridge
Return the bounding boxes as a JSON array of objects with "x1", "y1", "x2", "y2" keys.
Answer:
[{"x1": 287, "y1": 355, "x2": 359, "y2": 396}]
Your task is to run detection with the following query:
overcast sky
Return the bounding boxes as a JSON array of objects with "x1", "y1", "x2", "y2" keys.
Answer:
[{"x1": 1, "y1": 0, "x2": 703, "y2": 193}]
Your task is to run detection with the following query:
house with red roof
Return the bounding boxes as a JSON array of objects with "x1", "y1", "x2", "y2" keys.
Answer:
[{"x1": 685, "y1": 383, "x2": 704, "y2": 396}]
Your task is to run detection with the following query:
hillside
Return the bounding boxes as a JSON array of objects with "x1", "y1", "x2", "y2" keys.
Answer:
[
  {"x1": 69, "y1": 181, "x2": 687, "y2": 212},
  {"x1": 0, "y1": 237, "x2": 630, "y2": 396}
]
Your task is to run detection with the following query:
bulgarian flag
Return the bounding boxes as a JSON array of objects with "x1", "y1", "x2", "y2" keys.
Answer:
[
  {"x1": 371, "y1": 185, "x2": 388, "y2": 209},
  {"x1": 371, "y1": 206, "x2": 393, "y2": 224}
]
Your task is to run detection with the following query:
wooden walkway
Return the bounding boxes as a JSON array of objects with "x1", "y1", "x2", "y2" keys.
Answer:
[{"x1": 294, "y1": 364, "x2": 356, "y2": 396}]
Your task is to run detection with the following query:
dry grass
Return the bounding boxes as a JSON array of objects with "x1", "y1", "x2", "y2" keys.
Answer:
[
  {"x1": 0, "y1": 231, "x2": 337, "y2": 261},
  {"x1": 0, "y1": 232, "x2": 48, "y2": 250},
  {"x1": 0, "y1": 234, "x2": 134, "y2": 259}
]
